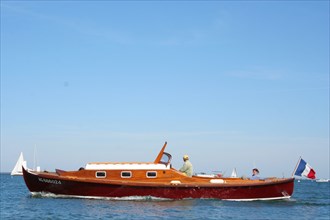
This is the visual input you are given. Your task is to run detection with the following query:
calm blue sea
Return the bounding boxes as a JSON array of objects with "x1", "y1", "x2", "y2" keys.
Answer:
[{"x1": 0, "y1": 174, "x2": 329, "y2": 220}]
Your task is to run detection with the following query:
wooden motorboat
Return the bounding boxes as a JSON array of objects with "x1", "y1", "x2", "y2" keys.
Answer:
[{"x1": 22, "y1": 142, "x2": 294, "y2": 201}]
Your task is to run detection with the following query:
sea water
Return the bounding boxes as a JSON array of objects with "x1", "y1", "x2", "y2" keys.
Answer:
[{"x1": 1, "y1": 174, "x2": 329, "y2": 219}]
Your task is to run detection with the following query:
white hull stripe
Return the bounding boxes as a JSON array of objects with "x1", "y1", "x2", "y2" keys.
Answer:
[
  {"x1": 30, "y1": 192, "x2": 291, "y2": 201},
  {"x1": 224, "y1": 195, "x2": 291, "y2": 201}
]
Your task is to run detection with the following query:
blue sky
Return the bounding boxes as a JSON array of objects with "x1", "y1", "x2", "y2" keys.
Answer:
[{"x1": 1, "y1": 1, "x2": 329, "y2": 178}]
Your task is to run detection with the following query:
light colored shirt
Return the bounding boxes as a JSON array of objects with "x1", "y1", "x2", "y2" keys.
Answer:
[
  {"x1": 179, "y1": 160, "x2": 193, "y2": 177},
  {"x1": 251, "y1": 174, "x2": 260, "y2": 180}
]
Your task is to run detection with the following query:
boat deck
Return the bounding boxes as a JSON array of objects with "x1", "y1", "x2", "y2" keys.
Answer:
[{"x1": 30, "y1": 169, "x2": 291, "y2": 187}]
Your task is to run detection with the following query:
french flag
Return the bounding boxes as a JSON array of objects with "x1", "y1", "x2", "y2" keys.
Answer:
[{"x1": 294, "y1": 158, "x2": 316, "y2": 179}]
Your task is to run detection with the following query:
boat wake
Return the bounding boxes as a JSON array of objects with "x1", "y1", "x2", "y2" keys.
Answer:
[{"x1": 30, "y1": 192, "x2": 173, "y2": 201}]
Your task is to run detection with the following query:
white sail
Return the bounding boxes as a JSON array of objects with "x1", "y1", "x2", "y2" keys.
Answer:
[
  {"x1": 230, "y1": 168, "x2": 237, "y2": 178},
  {"x1": 11, "y1": 152, "x2": 27, "y2": 176}
]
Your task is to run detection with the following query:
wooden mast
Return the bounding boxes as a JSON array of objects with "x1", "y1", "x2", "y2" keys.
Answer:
[{"x1": 154, "y1": 142, "x2": 167, "y2": 163}]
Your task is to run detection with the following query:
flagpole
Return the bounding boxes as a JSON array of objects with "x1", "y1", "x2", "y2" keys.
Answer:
[{"x1": 291, "y1": 156, "x2": 301, "y2": 178}]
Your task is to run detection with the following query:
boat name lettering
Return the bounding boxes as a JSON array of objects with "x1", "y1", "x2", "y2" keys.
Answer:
[{"x1": 38, "y1": 178, "x2": 62, "y2": 184}]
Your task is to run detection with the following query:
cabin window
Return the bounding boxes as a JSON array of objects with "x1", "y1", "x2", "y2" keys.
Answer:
[
  {"x1": 121, "y1": 171, "x2": 132, "y2": 178},
  {"x1": 96, "y1": 171, "x2": 106, "y2": 178},
  {"x1": 159, "y1": 152, "x2": 172, "y2": 165},
  {"x1": 146, "y1": 171, "x2": 157, "y2": 178}
]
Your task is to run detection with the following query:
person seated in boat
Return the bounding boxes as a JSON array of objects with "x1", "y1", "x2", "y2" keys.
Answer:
[
  {"x1": 251, "y1": 168, "x2": 260, "y2": 180},
  {"x1": 179, "y1": 155, "x2": 193, "y2": 177}
]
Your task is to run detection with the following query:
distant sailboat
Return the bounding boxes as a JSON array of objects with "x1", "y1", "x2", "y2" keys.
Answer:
[
  {"x1": 11, "y1": 152, "x2": 27, "y2": 176},
  {"x1": 230, "y1": 168, "x2": 238, "y2": 178}
]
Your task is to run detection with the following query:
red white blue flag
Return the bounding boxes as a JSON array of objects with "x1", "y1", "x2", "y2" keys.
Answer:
[{"x1": 294, "y1": 158, "x2": 316, "y2": 179}]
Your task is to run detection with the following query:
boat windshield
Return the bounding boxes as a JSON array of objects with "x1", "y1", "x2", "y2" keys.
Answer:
[{"x1": 159, "y1": 152, "x2": 172, "y2": 166}]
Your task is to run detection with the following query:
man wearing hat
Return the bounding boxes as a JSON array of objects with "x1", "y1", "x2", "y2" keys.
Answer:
[{"x1": 179, "y1": 155, "x2": 193, "y2": 177}]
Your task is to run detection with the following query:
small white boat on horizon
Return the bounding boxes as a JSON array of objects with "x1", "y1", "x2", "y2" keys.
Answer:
[
  {"x1": 316, "y1": 179, "x2": 330, "y2": 183},
  {"x1": 230, "y1": 168, "x2": 238, "y2": 178},
  {"x1": 11, "y1": 152, "x2": 27, "y2": 176}
]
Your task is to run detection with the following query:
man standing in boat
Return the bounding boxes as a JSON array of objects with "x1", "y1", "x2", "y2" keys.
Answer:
[{"x1": 179, "y1": 155, "x2": 193, "y2": 177}]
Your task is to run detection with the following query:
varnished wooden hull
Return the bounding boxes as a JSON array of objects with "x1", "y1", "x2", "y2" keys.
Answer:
[{"x1": 23, "y1": 168, "x2": 294, "y2": 201}]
